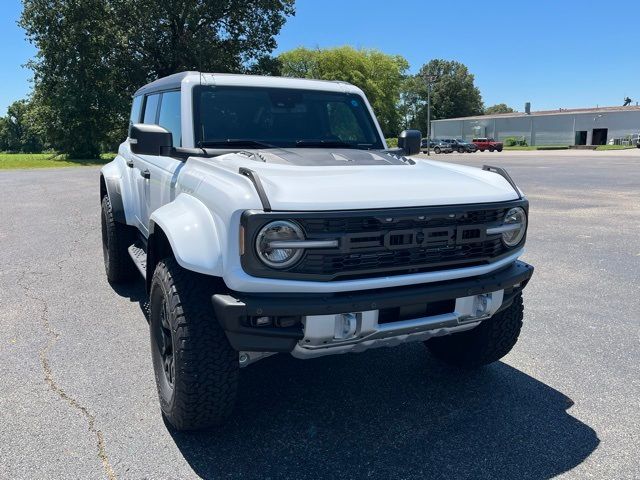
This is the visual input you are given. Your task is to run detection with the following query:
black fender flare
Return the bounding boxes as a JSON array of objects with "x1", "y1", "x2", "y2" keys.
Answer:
[{"x1": 100, "y1": 174, "x2": 126, "y2": 224}]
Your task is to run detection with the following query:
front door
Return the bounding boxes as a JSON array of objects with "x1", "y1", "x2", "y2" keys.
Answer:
[{"x1": 130, "y1": 90, "x2": 184, "y2": 236}]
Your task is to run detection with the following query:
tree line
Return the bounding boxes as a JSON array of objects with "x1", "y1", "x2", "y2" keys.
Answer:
[{"x1": 3, "y1": 0, "x2": 514, "y2": 157}]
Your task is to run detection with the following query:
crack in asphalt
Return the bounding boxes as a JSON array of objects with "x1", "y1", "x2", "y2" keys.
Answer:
[{"x1": 17, "y1": 268, "x2": 117, "y2": 480}]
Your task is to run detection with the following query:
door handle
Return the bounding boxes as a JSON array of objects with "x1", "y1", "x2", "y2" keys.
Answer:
[
  {"x1": 126, "y1": 159, "x2": 134, "y2": 168},
  {"x1": 140, "y1": 169, "x2": 151, "y2": 179}
]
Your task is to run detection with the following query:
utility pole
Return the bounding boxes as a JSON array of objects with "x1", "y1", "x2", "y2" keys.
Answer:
[{"x1": 424, "y1": 73, "x2": 436, "y2": 156}]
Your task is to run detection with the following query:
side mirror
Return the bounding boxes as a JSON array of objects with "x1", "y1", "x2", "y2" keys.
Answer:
[
  {"x1": 397, "y1": 130, "x2": 422, "y2": 156},
  {"x1": 130, "y1": 124, "x2": 172, "y2": 156}
]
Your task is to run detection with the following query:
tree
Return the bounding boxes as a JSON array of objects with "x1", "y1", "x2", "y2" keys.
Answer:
[
  {"x1": 20, "y1": 0, "x2": 295, "y2": 157},
  {"x1": 278, "y1": 47, "x2": 409, "y2": 136},
  {"x1": 112, "y1": 0, "x2": 295, "y2": 78},
  {"x1": 485, "y1": 103, "x2": 515, "y2": 115},
  {"x1": 0, "y1": 100, "x2": 44, "y2": 153},
  {"x1": 398, "y1": 75, "x2": 425, "y2": 131},
  {"x1": 403, "y1": 59, "x2": 484, "y2": 135}
]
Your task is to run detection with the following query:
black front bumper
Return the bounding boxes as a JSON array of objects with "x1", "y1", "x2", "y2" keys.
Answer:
[{"x1": 212, "y1": 260, "x2": 534, "y2": 353}]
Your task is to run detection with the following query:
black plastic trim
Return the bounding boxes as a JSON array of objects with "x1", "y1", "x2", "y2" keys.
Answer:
[
  {"x1": 239, "y1": 167, "x2": 272, "y2": 212},
  {"x1": 104, "y1": 176, "x2": 126, "y2": 223},
  {"x1": 213, "y1": 260, "x2": 534, "y2": 352},
  {"x1": 482, "y1": 165, "x2": 522, "y2": 199}
]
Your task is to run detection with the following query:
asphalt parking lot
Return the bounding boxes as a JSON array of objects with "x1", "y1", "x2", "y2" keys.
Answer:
[{"x1": 1, "y1": 150, "x2": 639, "y2": 479}]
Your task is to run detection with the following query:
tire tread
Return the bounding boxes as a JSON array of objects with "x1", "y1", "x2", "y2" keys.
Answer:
[
  {"x1": 425, "y1": 294, "x2": 524, "y2": 368},
  {"x1": 101, "y1": 195, "x2": 136, "y2": 283},
  {"x1": 150, "y1": 258, "x2": 238, "y2": 430}
]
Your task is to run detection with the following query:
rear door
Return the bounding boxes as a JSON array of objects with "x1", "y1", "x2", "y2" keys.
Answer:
[{"x1": 122, "y1": 95, "x2": 144, "y2": 227}]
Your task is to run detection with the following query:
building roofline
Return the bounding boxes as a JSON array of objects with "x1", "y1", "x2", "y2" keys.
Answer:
[{"x1": 432, "y1": 105, "x2": 640, "y2": 122}]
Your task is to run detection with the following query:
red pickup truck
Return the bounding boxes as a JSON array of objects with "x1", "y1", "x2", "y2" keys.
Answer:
[{"x1": 472, "y1": 137, "x2": 503, "y2": 152}]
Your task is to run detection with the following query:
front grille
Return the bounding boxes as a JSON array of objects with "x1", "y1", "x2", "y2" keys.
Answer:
[
  {"x1": 241, "y1": 201, "x2": 526, "y2": 281},
  {"x1": 297, "y1": 238, "x2": 505, "y2": 280}
]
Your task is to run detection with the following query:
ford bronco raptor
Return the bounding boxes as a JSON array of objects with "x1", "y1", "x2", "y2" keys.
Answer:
[{"x1": 100, "y1": 72, "x2": 533, "y2": 431}]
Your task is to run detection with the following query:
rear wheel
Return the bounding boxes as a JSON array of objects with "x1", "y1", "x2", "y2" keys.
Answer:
[
  {"x1": 458, "y1": 147, "x2": 465, "y2": 153},
  {"x1": 425, "y1": 294, "x2": 524, "y2": 368},
  {"x1": 149, "y1": 257, "x2": 238, "y2": 431},
  {"x1": 489, "y1": 147, "x2": 495, "y2": 152},
  {"x1": 434, "y1": 146, "x2": 441, "y2": 154},
  {"x1": 101, "y1": 195, "x2": 136, "y2": 283}
]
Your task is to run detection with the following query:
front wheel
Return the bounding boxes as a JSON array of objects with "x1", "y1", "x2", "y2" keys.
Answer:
[
  {"x1": 458, "y1": 147, "x2": 465, "y2": 153},
  {"x1": 149, "y1": 257, "x2": 239, "y2": 430},
  {"x1": 434, "y1": 147, "x2": 441, "y2": 154},
  {"x1": 425, "y1": 294, "x2": 524, "y2": 368}
]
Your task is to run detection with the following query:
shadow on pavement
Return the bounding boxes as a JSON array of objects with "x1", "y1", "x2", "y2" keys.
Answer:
[
  {"x1": 165, "y1": 346, "x2": 599, "y2": 479},
  {"x1": 109, "y1": 279, "x2": 149, "y2": 319}
]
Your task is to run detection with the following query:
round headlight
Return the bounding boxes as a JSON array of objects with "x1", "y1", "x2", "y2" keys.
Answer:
[
  {"x1": 502, "y1": 207, "x2": 527, "y2": 247},
  {"x1": 255, "y1": 220, "x2": 305, "y2": 269}
]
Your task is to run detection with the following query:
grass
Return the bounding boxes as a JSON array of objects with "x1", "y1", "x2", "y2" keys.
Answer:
[
  {"x1": 595, "y1": 144, "x2": 637, "y2": 151},
  {"x1": 0, "y1": 153, "x2": 115, "y2": 170}
]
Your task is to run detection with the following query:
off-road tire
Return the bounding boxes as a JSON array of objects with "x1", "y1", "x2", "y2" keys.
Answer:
[
  {"x1": 425, "y1": 294, "x2": 524, "y2": 368},
  {"x1": 101, "y1": 195, "x2": 136, "y2": 283},
  {"x1": 149, "y1": 257, "x2": 238, "y2": 431}
]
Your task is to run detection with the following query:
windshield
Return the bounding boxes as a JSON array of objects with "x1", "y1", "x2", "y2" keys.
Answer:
[{"x1": 193, "y1": 86, "x2": 384, "y2": 149}]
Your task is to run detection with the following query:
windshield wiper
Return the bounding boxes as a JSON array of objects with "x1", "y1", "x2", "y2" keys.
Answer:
[
  {"x1": 198, "y1": 139, "x2": 277, "y2": 149},
  {"x1": 295, "y1": 140, "x2": 372, "y2": 149}
]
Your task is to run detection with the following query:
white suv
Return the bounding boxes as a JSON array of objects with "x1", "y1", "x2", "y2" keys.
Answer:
[{"x1": 100, "y1": 72, "x2": 534, "y2": 430}]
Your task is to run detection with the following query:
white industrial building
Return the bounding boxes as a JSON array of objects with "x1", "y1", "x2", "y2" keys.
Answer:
[{"x1": 431, "y1": 105, "x2": 640, "y2": 146}]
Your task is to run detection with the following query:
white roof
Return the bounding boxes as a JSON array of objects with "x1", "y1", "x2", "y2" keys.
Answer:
[{"x1": 134, "y1": 71, "x2": 362, "y2": 96}]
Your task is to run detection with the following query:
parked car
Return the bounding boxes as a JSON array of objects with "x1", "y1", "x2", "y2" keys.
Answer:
[
  {"x1": 100, "y1": 72, "x2": 533, "y2": 430},
  {"x1": 472, "y1": 137, "x2": 504, "y2": 152},
  {"x1": 440, "y1": 138, "x2": 477, "y2": 153},
  {"x1": 421, "y1": 139, "x2": 452, "y2": 154}
]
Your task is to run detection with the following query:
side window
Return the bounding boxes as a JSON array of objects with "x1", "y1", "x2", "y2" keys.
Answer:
[
  {"x1": 128, "y1": 96, "x2": 143, "y2": 135},
  {"x1": 143, "y1": 94, "x2": 160, "y2": 124},
  {"x1": 158, "y1": 91, "x2": 182, "y2": 147}
]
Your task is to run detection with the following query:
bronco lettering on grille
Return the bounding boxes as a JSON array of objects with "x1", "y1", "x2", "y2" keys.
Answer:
[{"x1": 343, "y1": 225, "x2": 487, "y2": 252}]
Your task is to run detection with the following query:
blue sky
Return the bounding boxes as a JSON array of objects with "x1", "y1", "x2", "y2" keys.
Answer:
[{"x1": 1, "y1": 0, "x2": 638, "y2": 113}]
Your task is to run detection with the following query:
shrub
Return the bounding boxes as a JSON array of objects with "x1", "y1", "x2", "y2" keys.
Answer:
[{"x1": 503, "y1": 136, "x2": 527, "y2": 147}]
